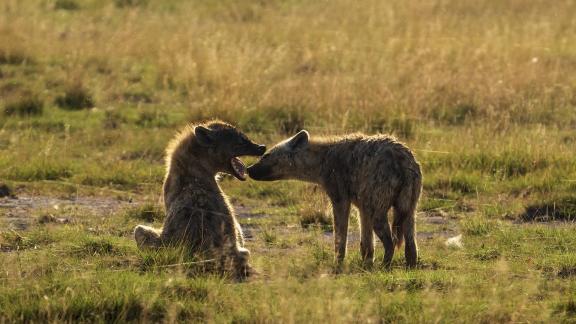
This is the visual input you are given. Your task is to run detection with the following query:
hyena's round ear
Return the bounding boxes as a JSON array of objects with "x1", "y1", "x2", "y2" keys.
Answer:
[
  {"x1": 194, "y1": 126, "x2": 215, "y2": 147},
  {"x1": 288, "y1": 130, "x2": 309, "y2": 150}
]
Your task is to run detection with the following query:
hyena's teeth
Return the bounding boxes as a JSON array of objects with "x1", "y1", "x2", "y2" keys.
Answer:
[{"x1": 231, "y1": 157, "x2": 247, "y2": 179}]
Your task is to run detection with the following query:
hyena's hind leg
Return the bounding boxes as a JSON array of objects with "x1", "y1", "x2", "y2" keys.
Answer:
[
  {"x1": 372, "y1": 206, "x2": 395, "y2": 269},
  {"x1": 134, "y1": 225, "x2": 162, "y2": 250},
  {"x1": 393, "y1": 207, "x2": 417, "y2": 268},
  {"x1": 393, "y1": 175, "x2": 421, "y2": 268},
  {"x1": 358, "y1": 208, "x2": 375, "y2": 268}
]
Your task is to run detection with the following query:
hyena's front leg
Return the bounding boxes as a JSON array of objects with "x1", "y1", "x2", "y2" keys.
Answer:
[
  {"x1": 330, "y1": 198, "x2": 351, "y2": 265},
  {"x1": 233, "y1": 247, "x2": 251, "y2": 279},
  {"x1": 233, "y1": 218, "x2": 245, "y2": 247},
  {"x1": 224, "y1": 241, "x2": 251, "y2": 280}
]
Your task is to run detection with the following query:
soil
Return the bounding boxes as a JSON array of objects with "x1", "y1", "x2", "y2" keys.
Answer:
[
  {"x1": 0, "y1": 195, "x2": 135, "y2": 230},
  {"x1": 1, "y1": 195, "x2": 461, "y2": 242}
]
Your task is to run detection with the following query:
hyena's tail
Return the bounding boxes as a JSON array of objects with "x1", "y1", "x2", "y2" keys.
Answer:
[
  {"x1": 134, "y1": 225, "x2": 163, "y2": 250},
  {"x1": 392, "y1": 168, "x2": 422, "y2": 249}
]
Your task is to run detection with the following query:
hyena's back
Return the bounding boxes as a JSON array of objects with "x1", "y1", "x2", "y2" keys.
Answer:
[{"x1": 326, "y1": 136, "x2": 421, "y2": 204}]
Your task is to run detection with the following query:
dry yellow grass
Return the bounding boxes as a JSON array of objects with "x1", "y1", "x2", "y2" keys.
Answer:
[{"x1": 2, "y1": 0, "x2": 575, "y2": 128}]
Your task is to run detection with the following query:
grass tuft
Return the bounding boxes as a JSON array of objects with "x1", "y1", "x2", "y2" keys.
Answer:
[
  {"x1": 0, "y1": 229, "x2": 54, "y2": 251},
  {"x1": 161, "y1": 278, "x2": 209, "y2": 301},
  {"x1": 521, "y1": 196, "x2": 576, "y2": 222},
  {"x1": 555, "y1": 300, "x2": 576, "y2": 317},
  {"x1": 102, "y1": 110, "x2": 126, "y2": 129},
  {"x1": 114, "y1": 0, "x2": 148, "y2": 8},
  {"x1": 72, "y1": 237, "x2": 123, "y2": 257},
  {"x1": 460, "y1": 217, "x2": 498, "y2": 236},
  {"x1": 55, "y1": 84, "x2": 95, "y2": 110},
  {"x1": 266, "y1": 106, "x2": 309, "y2": 135},
  {"x1": 135, "y1": 110, "x2": 169, "y2": 128},
  {"x1": 369, "y1": 115, "x2": 416, "y2": 139},
  {"x1": 3, "y1": 95, "x2": 44, "y2": 116},
  {"x1": 0, "y1": 183, "x2": 13, "y2": 198},
  {"x1": 425, "y1": 173, "x2": 481, "y2": 195},
  {"x1": 260, "y1": 229, "x2": 277, "y2": 246},
  {"x1": 300, "y1": 209, "x2": 332, "y2": 230},
  {"x1": 4, "y1": 161, "x2": 73, "y2": 181},
  {"x1": 299, "y1": 186, "x2": 332, "y2": 230},
  {"x1": 125, "y1": 203, "x2": 164, "y2": 223},
  {"x1": 431, "y1": 103, "x2": 479, "y2": 125},
  {"x1": 235, "y1": 106, "x2": 309, "y2": 134},
  {"x1": 54, "y1": 0, "x2": 80, "y2": 10},
  {"x1": 0, "y1": 49, "x2": 32, "y2": 65},
  {"x1": 471, "y1": 247, "x2": 500, "y2": 261},
  {"x1": 122, "y1": 90, "x2": 154, "y2": 103}
]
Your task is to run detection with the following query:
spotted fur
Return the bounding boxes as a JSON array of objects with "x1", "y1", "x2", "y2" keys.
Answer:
[
  {"x1": 248, "y1": 131, "x2": 422, "y2": 268},
  {"x1": 134, "y1": 120, "x2": 265, "y2": 278}
]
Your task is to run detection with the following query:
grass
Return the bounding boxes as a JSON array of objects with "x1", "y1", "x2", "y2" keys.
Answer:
[
  {"x1": 55, "y1": 83, "x2": 95, "y2": 110},
  {"x1": 3, "y1": 95, "x2": 44, "y2": 117},
  {"x1": 125, "y1": 203, "x2": 165, "y2": 223},
  {"x1": 53, "y1": 0, "x2": 80, "y2": 11},
  {"x1": 1, "y1": 0, "x2": 576, "y2": 322},
  {"x1": 521, "y1": 196, "x2": 576, "y2": 222}
]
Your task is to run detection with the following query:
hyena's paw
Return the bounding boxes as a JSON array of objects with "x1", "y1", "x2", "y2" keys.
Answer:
[
  {"x1": 237, "y1": 247, "x2": 250, "y2": 258},
  {"x1": 134, "y1": 225, "x2": 162, "y2": 250},
  {"x1": 362, "y1": 259, "x2": 374, "y2": 270},
  {"x1": 233, "y1": 248, "x2": 252, "y2": 280}
]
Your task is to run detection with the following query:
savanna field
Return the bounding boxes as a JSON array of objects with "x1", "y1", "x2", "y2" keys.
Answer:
[{"x1": 1, "y1": 0, "x2": 576, "y2": 322}]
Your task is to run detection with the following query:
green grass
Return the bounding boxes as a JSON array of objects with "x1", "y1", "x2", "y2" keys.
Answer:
[
  {"x1": 3, "y1": 95, "x2": 44, "y2": 117},
  {"x1": 1, "y1": 0, "x2": 576, "y2": 322},
  {"x1": 55, "y1": 83, "x2": 95, "y2": 110},
  {"x1": 2, "y1": 219, "x2": 576, "y2": 322}
]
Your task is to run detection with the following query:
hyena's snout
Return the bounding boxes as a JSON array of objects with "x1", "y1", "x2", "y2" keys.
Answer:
[
  {"x1": 251, "y1": 144, "x2": 267, "y2": 156},
  {"x1": 238, "y1": 143, "x2": 266, "y2": 157},
  {"x1": 247, "y1": 163, "x2": 274, "y2": 181}
]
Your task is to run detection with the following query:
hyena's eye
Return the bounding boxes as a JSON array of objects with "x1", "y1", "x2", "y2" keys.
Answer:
[
  {"x1": 236, "y1": 138, "x2": 248, "y2": 146},
  {"x1": 236, "y1": 134, "x2": 249, "y2": 145}
]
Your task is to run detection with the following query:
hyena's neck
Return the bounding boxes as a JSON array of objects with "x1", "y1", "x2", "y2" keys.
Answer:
[
  {"x1": 292, "y1": 141, "x2": 330, "y2": 184},
  {"x1": 163, "y1": 151, "x2": 220, "y2": 207},
  {"x1": 169, "y1": 141, "x2": 219, "y2": 180}
]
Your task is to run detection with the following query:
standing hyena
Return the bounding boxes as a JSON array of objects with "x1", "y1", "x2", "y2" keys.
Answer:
[
  {"x1": 134, "y1": 120, "x2": 266, "y2": 278},
  {"x1": 247, "y1": 130, "x2": 422, "y2": 268}
]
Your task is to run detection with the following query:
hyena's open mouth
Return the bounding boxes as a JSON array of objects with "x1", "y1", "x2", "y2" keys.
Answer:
[{"x1": 230, "y1": 157, "x2": 247, "y2": 181}]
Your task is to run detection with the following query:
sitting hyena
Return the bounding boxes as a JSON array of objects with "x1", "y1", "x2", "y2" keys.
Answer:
[
  {"x1": 247, "y1": 130, "x2": 422, "y2": 268},
  {"x1": 134, "y1": 120, "x2": 266, "y2": 278}
]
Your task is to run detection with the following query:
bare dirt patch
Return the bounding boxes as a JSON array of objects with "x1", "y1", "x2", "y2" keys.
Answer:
[
  {"x1": 418, "y1": 211, "x2": 459, "y2": 240},
  {"x1": 235, "y1": 204, "x2": 267, "y2": 219},
  {"x1": 234, "y1": 204, "x2": 270, "y2": 240},
  {"x1": 0, "y1": 195, "x2": 136, "y2": 230}
]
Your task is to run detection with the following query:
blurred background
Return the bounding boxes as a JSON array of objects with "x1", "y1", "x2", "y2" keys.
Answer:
[{"x1": 1, "y1": 1, "x2": 576, "y2": 321}]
